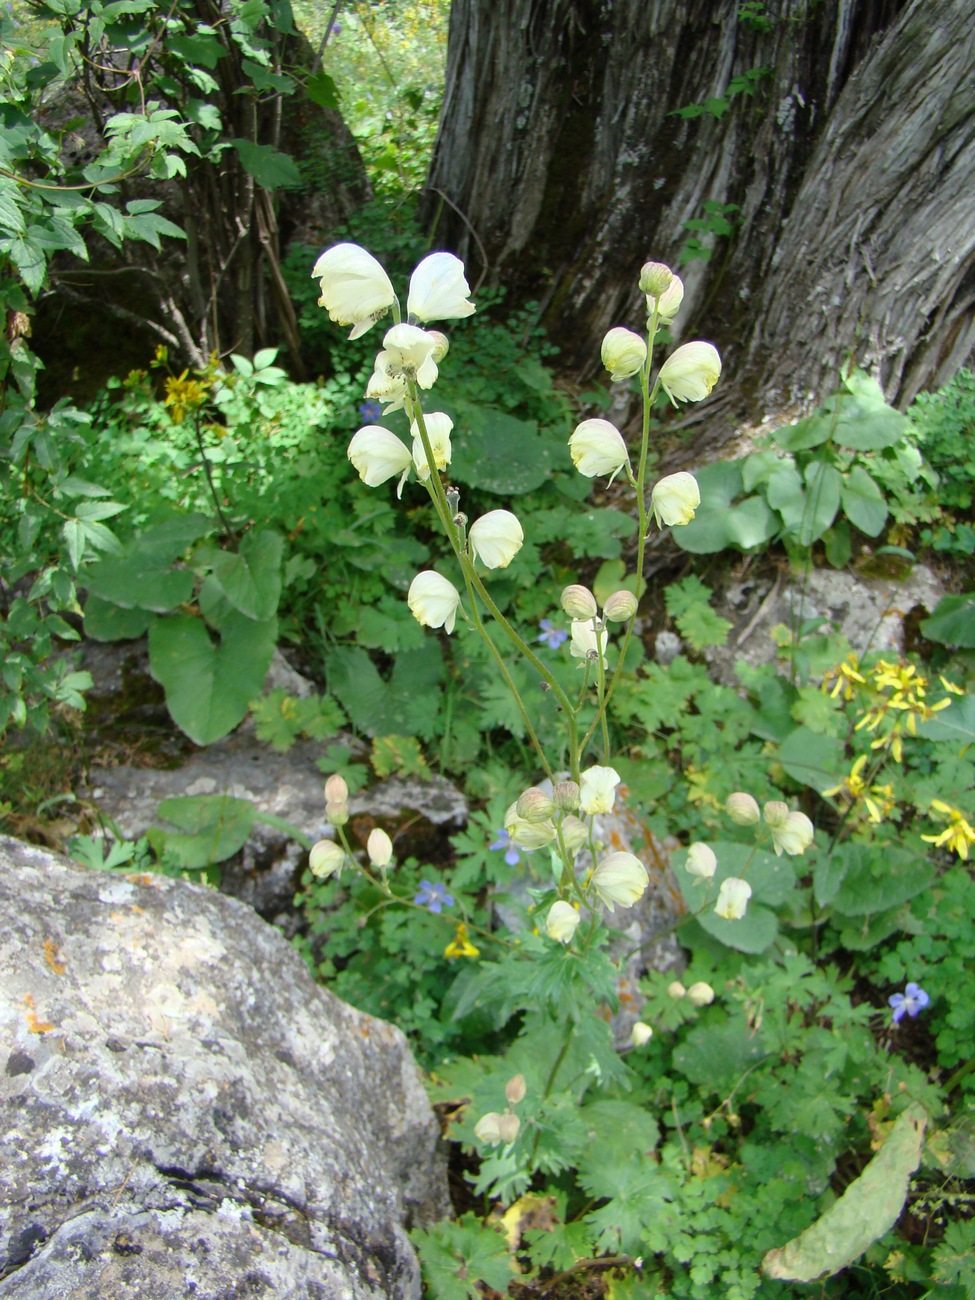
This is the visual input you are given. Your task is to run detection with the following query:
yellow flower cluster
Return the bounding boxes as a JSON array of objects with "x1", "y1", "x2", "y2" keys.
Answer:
[
  {"x1": 163, "y1": 370, "x2": 211, "y2": 424},
  {"x1": 823, "y1": 755, "x2": 896, "y2": 824},
  {"x1": 922, "y1": 801, "x2": 975, "y2": 861},
  {"x1": 850, "y1": 658, "x2": 954, "y2": 764}
]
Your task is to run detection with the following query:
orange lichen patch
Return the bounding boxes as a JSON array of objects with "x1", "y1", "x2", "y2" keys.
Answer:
[
  {"x1": 43, "y1": 938, "x2": 66, "y2": 975},
  {"x1": 125, "y1": 873, "x2": 159, "y2": 887},
  {"x1": 24, "y1": 994, "x2": 54, "y2": 1034},
  {"x1": 608, "y1": 828, "x2": 625, "y2": 849},
  {"x1": 616, "y1": 978, "x2": 638, "y2": 1010}
]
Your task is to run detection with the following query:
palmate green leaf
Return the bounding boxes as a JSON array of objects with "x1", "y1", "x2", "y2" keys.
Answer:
[
  {"x1": 762, "y1": 1103, "x2": 926, "y2": 1282},
  {"x1": 149, "y1": 609, "x2": 276, "y2": 744},
  {"x1": 523, "y1": 1220, "x2": 594, "y2": 1273},
  {"x1": 584, "y1": 1163, "x2": 675, "y2": 1255},
  {"x1": 674, "y1": 1016, "x2": 768, "y2": 1090},
  {"x1": 412, "y1": 1213, "x2": 513, "y2": 1300}
]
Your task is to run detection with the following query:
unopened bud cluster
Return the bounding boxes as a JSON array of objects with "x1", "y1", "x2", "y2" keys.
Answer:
[{"x1": 474, "y1": 1074, "x2": 526, "y2": 1147}]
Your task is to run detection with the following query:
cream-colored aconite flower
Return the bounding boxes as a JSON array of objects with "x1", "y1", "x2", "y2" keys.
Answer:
[
  {"x1": 546, "y1": 900, "x2": 581, "y2": 943},
  {"x1": 559, "y1": 815, "x2": 589, "y2": 854},
  {"x1": 714, "y1": 876, "x2": 751, "y2": 920},
  {"x1": 468, "y1": 509, "x2": 524, "y2": 569},
  {"x1": 504, "y1": 801, "x2": 557, "y2": 850},
  {"x1": 474, "y1": 1112, "x2": 504, "y2": 1145},
  {"x1": 601, "y1": 327, "x2": 647, "y2": 381},
  {"x1": 668, "y1": 980, "x2": 687, "y2": 999},
  {"x1": 726, "y1": 792, "x2": 761, "y2": 826},
  {"x1": 366, "y1": 828, "x2": 393, "y2": 868},
  {"x1": 407, "y1": 571, "x2": 461, "y2": 633},
  {"x1": 505, "y1": 1074, "x2": 526, "y2": 1105},
  {"x1": 407, "y1": 252, "x2": 475, "y2": 323},
  {"x1": 687, "y1": 981, "x2": 715, "y2": 1007},
  {"x1": 650, "y1": 471, "x2": 701, "y2": 528},
  {"x1": 311, "y1": 242, "x2": 395, "y2": 339},
  {"x1": 658, "y1": 341, "x2": 721, "y2": 404},
  {"x1": 591, "y1": 852, "x2": 649, "y2": 912},
  {"x1": 309, "y1": 839, "x2": 344, "y2": 879},
  {"x1": 561, "y1": 584, "x2": 598, "y2": 620},
  {"x1": 348, "y1": 426, "x2": 412, "y2": 494},
  {"x1": 569, "y1": 418, "x2": 629, "y2": 481},
  {"x1": 569, "y1": 618, "x2": 608, "y2": 667},
  {"x1": 655, "y1": 274, "x2": 684, "y2": 321},
  {"x1": 376, "y1": 323, "x2": 441, "y2": 389},
  {"x1": 630, "y1": 1021, "x2": 654, "y2": 1047},
  {"x1": 410, "y1": 411, "x2": 453, "y2": 481},
  {"x1": 324, "y1": 774, "x2": 348, "y2": 803},
  {"x1": 763, "y1": 802, "x2": 815, "y2": 857},
  {"x1": 685, "y1": 842, "x2": 717, "y2": 879},
  {"x1": 579, "y1": 765, "x2": 621, "y2": 816},
  {"x1": 516, "y1": 787, "x2": 556, "y2": 822}
]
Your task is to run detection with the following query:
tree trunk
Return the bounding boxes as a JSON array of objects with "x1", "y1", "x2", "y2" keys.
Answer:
[{"x1": 421, "y1": 0, "x2": 975, "y2": 429}]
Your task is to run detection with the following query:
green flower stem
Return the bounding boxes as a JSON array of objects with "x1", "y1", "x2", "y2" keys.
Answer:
[
  {"x1": 580, "y1": 310, "x2": 662, "y2": 755},
  {"x1": 529, "y1": 1019, "x2": 576, "y2": 1163}
]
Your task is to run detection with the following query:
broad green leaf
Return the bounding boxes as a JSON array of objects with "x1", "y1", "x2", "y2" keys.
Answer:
[
  {"x1": 799, "y1": 461, "x2": 842, "y2": 544},
  {"x1": 83, "y1": 513, "x2": 212, "y2": 612},
  {"x1": 840, "y1": 464, "x2": 888, "y2": 536},
  {"x1": 765, "y1": 461, "x2": 805, "y2": 530},
  {"x1": 916, "y1": 691, "x2": 975, "y2": 744},
  {"x1": 449, "y1": 404, "x2": 558, "y2": 494},
  {"x1": 920, "y1": 593, "x2": 975, "y2": 648},
  {"x1": 166, "y1": 31, "x2": 226, "y2": 68},
  {"x1": 831, "y1": 843, "x2": 936, "y2": 918},
  {"x1": 149, "y1": 610, "x2": 276, "y2": 744},
  {"x1": 831, "y1": 374, "x2": 910, "y2": 451},
  {"x1": 674, "y1": 1016, "x2": 768, "y2": 1090},
  {"x1": 83, "y1": 595, "x2": 152, "y2": 642},
  {"x1": 206, "y1": 529, "x2": 283, "y2": 621},
  {"x1": 762, "y1": 1104, "x2": 927, "y2": 1281},
  {"x1": 673, "y1": 460, "x2": 778, "y2": 554},
  {"x1": 150, "y1": 793, "x2": 256, "y2": 868},
  {"x1": 778, "y1": 727, "x2": 846, "y2": 794},
  {"x1": 231, "y1": 139, "x2": 302, "y2": 190},
  {"x1": 305, "y1": 70, "x2": 340, "y2": 108},
  {"x1": 775, "y1": 412, "x2": 833, "y2": 452}
]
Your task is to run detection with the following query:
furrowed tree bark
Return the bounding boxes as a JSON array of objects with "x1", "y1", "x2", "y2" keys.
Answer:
[{"x1": 421, "y1": 0, "x2": 975, "y2": 431}]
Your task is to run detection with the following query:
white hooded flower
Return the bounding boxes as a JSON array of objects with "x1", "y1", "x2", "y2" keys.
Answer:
[
  {"x1": 601, "y1": 327, "x2": 647, "y2": 381},
  {"x1": 364, "y1": 363, "x2": 409, "y2": 414},
  {"x1": 366, "y1": 828, "x2": 393, "y2": 868},
  {"x1": 685, "y1": 842, "x2": 717, "y2": 879},
  {"x1": 376, "y1": 323, "x2": 441, "y2": 390},
  {"x1": 579, "y1": 765, "x2": 621, "y2": 816},
  {"x1": 546, "y1": 900, "x2": 581, "y2": 944},
  {"x1": 410, "y1": 411, "x2": 453, "y2": 480},
  {"x1": 504, "y1": 801, "x2": 557, "y2": 850},
  {"x1": 408, "y1": 571, "x2": 461, "y2": 633},
  {"x1": 468, "y1": 509, "x2": 524, "y2": 569},
  {"x1": 407, "y1": 252, "x2": 476, "y2": 322},
  {"x1": 650, "y1": 471, "x2": 701, "y2": 528},
  {"x1": 568, "y1": 418, "x2": 629, "y2": 481},
  {"x1": 348, "y1": 426, "x2": 412, "y2": 494},
  {"x1": 474, "y1": 1112, "x2": 504, "y2": 1145},
  {"x1": 654, "y1": 274, "x2": 685, "y2": 321},
  {"x1": 591, "y1": 852, "x2": 649, "y2": 912},
  {"x1": 312, "y1": 243, "x2": 395, "y2": 339},
  {"x1": 569, "y1": 618, "x2": 608, "y2": 668},
  {"x1": 726, "y1": 792, "x2": 761, "y2": 826},
  {"x1": 658, "y1": 341, "x2": 721, "y2": 405},
  {"x1": 714, "y1": 876, "x2": 752, "y2": 920},
  {"x1": 763, "y1": 802, "x2": 815, "y2": 857},
  {"x1": 687, "y1": 981, "x2": 715, "y2": 1007},
  {"x1": 630, "y1": 1021, "x2": 654, "y2": 1047},
  {"x1": 309, "y1": 839, "x2": 345, "y2": 879}
]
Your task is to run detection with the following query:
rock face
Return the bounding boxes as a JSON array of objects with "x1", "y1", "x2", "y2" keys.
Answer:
[{"x1": 0, "y1": 836, "x2": 449, "y2": 1298}]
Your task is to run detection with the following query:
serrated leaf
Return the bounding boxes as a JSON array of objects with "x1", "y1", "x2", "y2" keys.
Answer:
[
  {"x1": 412, "y1": 1214, "x2": 513, "y2": 1299},
  {"x1": 762, "y1": 1104, "x2": 926, "y2": 1282}
]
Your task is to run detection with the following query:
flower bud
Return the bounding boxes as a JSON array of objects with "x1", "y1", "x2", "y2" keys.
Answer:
[
  {"x1": 667, "y1": 981, "x2": 687, "y2": 999},
  {"x1": 505, "y1": 1074, "x2": 527, "y2": 1105},
  {"x1": 561, "y1": 584, "x2": 598, "y2": 620},
  {"x1": 655, "y1": 274, "x2": 685, "y2": 321},
  {"x1": 630, "y1": 1021, "x2": 654, "y2": 1047},
  {"x1": 410, "y1": 411, "x2": 453, "y2": 481},
  {"x1": 591, "y1": 852, "x2": 649, "y2": 913},
  {"x1": 658, "y1": 342, "x2": 721, "y2": 405},
  {"x1": 603, "y1": 590, "x2": 638, "y2": 622},
  {"x1": 326, "y1": 801, "x2": 349, "y2": 827},
  {"x1": 474, "y1": 1112, "x2": 504, "y2": 1145},
  {"x1": 687, "y1": 981, "x2": 715, "y2": 1007},
  {"x1": 546, "y1": 900, "x2": 581, "y2": 943},
  {"x1": 714, "y1": 876, "x2": 752, "y2": 920},
  {"x1": 324, "y1": 775, "x2": 349, "y2": 805},
  {"x1": 498, "y1": 1113, "x2": 521, "y2": 1144},
  {"x1": 685, "y1": 842, "x2": 717, "y2": 880},
  {"x1": 726, "y1": 792, "x2": 761, "y2": 826},
  {"x1": 426, "y1": 329, "x2": 450, "y2": 362},
  {"x1": 553, "y1": 780, "x2": 581, "y2": 812},
  {"x1": 601, "y1": 327, "x2": 647, "y2": 381},
  {"x1": 366, "y1": 827, "x2": 393, "y2": 867},
  {"x1": 560, "y1": 815, "x2": 589, "y2": 854},
  {"x1": 639, "y1": 261, "x2": 674, "y2": 298},
  {"x1": 504, "y1": 802, "x2": 557, "y2": 850},
  {"x1": 516, "y1": 787, "x2": 556, "y2": 822},
  {"x1": 650, "y1": 471, "x2": 701, "y2": 529},
  {"x1": 309, "y1": 839, "x2": 345, "y2": 879}
]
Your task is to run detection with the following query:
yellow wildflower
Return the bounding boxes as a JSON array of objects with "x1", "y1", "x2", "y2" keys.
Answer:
[
  {"x1": 164, "y1": 370, "x2": 210, "y2": 423},
  {"x1": 823, "y1": 755, "x2": 896, "y2": 823},
  {"x1": 445, "y1": 922, "x2": 480, "y2": 959},
  {"x1": 921, "y1": 801, "x2": 975, "y2": 861},
  {"x1": 822, "y1": 655, "x2": 866, "y2": 701}
]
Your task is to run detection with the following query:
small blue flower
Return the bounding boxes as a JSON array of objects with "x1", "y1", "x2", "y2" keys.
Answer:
[
  {"x1": 489, "y1": 828, "x2": 522, "y2": 866},
  {"x1": 358, "y1": 399, "x2": 384, "y2": 423},
  {"x1": 537, "y1": 618, "x2": 568, "y2": 650},
  {"x1": 889, "y1": 981, "x2": 930, "y2": 1023},
  {"x1": 414, "y1": 879, "x2": 454, "y2": 914}
]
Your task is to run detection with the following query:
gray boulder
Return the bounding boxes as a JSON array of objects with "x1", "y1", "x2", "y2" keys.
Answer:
[{"x1": 0, "y1": 836, "x2": 448, "y2": 1298}]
